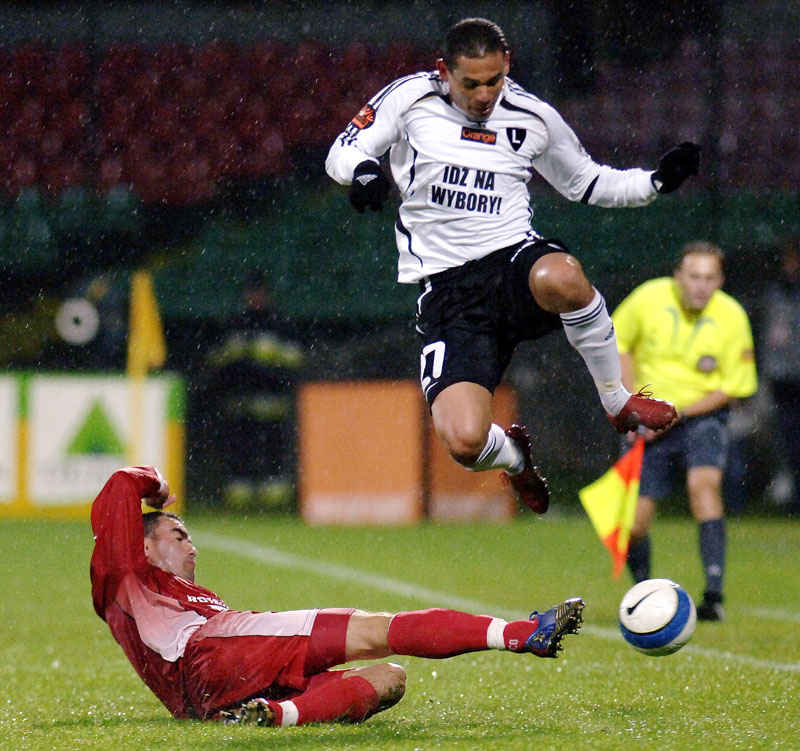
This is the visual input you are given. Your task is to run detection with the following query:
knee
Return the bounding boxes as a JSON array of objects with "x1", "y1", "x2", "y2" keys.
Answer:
[
  {"x1": 433, "y1": 409, "x2": 490, "y2": 466},
  {"x1": 370, "y1": 663, "x2": 407, "y2": 710},
  {"x1": 430, "y1": 383, "x2": 493, "y2": 466},
  {"x1": 688, "y1": 469, "x2": 724, "y2": 520},
  {"x1": 529, "y1": 253, "x2": 594, "y2": 312},
  {"x1": 442, "y1": 424, "x2": 488, "y2": 466},
  {"x1": 346, "y1": 611, "x2": 393, "y2": 660}
]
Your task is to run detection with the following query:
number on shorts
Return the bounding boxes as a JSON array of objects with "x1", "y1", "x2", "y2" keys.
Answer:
[{"x1": 420, "y1": 341, "x2": 446, "y2": 394}]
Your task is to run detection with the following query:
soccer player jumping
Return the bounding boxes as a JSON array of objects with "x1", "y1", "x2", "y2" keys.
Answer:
[
  {"x1": 90, "y1": 466, "x2": 584, "y2": 726},
  {"x1": 326, "y1": 17, "x2": 699, "y2": 514}
]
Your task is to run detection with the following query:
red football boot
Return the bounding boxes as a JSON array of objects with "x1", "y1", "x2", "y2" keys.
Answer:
[
  {"x1": 501, "y1": 424, "x2": 550, "y2": 514},
  {"x1": 607, "y1": 387, "x2": 678, "y2": 433}
]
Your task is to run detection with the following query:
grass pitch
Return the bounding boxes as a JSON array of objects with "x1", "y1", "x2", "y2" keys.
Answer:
[{"x1": 1, "y1": 512, "x2": 798, "y2": 751}]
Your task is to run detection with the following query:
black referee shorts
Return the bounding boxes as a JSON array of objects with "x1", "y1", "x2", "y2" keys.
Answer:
[{"x1": 415, "y1": 238, "x2": 566, "y2": 407}]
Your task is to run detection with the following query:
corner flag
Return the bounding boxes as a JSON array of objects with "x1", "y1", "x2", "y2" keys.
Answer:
[
  {"x1": 127, "y1": 270, "x2": 166, "y2": 464},
  {"x1": 127, "y1": 270, "x2": 166, "y2": 378},
  {"x1": 578, "y1": 435, "x2": 644, "y2": 579}
]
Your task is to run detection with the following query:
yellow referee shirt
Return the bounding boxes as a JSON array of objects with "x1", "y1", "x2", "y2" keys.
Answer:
[{"x1": 612, "y1": 277, "x2": 758, "y2": 410}]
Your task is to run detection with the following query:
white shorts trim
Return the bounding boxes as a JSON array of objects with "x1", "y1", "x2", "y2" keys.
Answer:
[{"x1": 196, "y1": 609, "x2": 319, "y2": 639}]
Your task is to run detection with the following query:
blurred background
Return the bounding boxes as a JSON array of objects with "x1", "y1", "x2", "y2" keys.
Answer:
[{"x1": 1, "y1": 0, "x2": 798, "y2": 515}]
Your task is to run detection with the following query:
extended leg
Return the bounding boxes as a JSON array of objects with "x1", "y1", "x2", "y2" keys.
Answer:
[
  {"x1": 384, "y1": 604, "x2": 584, "y2": 659},
  {"x1": 220, "y1": 603, "x2": 584, "y2": 727},
  {"x1": 530, "y1": 253, "x2": 676, "y2": 431}
]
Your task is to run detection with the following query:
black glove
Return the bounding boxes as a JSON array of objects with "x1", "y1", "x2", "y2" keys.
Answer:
[
  {"x1": 651, "y1": 142, "x2": 701, "y2": 194},
  {"x1": 349, "y1": 161, "x2": 391, "y2": 213}
]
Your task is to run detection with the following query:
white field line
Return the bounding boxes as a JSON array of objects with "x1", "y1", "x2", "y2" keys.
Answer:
[
  {"x1": 197, "y1": 531, "x2": 800, "y2": 675},
  {"x1": 742, "y1": 606, "x2": 800, "y2": 624}
]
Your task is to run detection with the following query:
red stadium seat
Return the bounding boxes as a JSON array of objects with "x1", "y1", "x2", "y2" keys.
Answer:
[
  {"x1": 41, "y1": 157, "x2": 87, "y2": 194},
  {"x1": 97, "y1": 156, "x2": 126, "y2": 193},
  {"x1": 4, "y1": 156, "x2": 38, "y2": 196},
  {"x1": 1, "y1": 34, "x2": 792, "y2": 201}
]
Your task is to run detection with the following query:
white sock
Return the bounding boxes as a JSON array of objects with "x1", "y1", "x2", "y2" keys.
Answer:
[
  {"x1": 560, "y1": 288, "x2": 631, "y2": 415},
  {"x1": 466, "y1": 423, "x2": 524, "y2": 473},
  {"x1": 278, "y1": 700, "x2": 299, "y2": 726},
  {"x1": 486, "y1": 617, "x2": 508, "y2": 650},
  {"x1": 603, "y1": 386, "x2": 632, "y2": 415}
]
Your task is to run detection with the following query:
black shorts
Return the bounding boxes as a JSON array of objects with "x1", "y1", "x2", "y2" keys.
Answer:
[{"x1": 415, "y1": 239, "x2": 566, "y2": 407}]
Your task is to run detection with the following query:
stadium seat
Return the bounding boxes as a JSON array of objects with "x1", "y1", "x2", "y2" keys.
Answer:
[
  {"x1": 10, "y1": 186, "x2": 57, "y2": 271},
  {"x1": 0, "y1": 34, "x2": 794, "y2": 203},
  {"x1": 51, "y1": 185, "x2": 92, "y2": 236}
]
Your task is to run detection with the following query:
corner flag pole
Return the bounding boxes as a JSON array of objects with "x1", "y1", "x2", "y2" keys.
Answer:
[{"x1": 127, "y1": 270, "x2": 166, "y2": 464}]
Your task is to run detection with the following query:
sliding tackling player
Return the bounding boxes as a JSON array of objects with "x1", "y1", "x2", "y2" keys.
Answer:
[{"x1": 91, "y1": 466, "x2": 584, "y2": 727}]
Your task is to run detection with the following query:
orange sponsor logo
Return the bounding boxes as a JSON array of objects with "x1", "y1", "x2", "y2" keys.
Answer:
[
  {"x1": 351, "y1": 104, "x2": 376, "y2": 129},
  {"x1": 461, "y1": 127, "x2": 497, "y2": 144}
]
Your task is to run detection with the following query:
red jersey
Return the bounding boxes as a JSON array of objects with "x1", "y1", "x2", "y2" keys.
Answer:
[{"x1": 90, "y1": 466, "x2": 228, "y2": 719}]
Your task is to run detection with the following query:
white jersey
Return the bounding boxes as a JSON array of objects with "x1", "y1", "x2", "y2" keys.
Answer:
[{"x1": 326, "y1": 71, "x2": 658, "y2": 283}]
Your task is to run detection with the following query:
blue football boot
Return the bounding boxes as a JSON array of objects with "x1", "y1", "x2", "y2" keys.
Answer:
[{"x1": 524, "y1": 597, "x2": 585, "y2": 658}]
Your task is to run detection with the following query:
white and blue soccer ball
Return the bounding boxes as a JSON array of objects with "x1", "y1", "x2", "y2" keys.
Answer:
[{"x1": 619, "y1": 578, "x2": 696, "y2": 656}]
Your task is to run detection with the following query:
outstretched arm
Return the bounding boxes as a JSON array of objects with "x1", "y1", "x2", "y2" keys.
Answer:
[{"x1": 531, "y1": 103, "x2": 700, "y2": 207}]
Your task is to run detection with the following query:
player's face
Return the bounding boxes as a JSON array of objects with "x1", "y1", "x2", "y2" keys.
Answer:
[
  {"x1": 437, "y1": 51, "x2": 509, "y2": 122},
  {"x1": 144, "y1": 517, "x2": 197, "y2": 582},
  {"x1": 674, "y1": 252, "x2": 724, "y2": 312}
]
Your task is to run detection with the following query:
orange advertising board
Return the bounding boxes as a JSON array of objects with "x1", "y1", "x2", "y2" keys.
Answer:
[{"x1": 298, "y1": 380, "x2": 516, "y2": 525}]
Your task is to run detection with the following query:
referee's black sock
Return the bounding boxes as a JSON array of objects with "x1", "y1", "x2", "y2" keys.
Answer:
[
  {"x1": 699, "y1": 518, "x2": 726, "y2": 596},
  {"x1": 626, "y1": 536, "x2": 651, "y2": 583}
]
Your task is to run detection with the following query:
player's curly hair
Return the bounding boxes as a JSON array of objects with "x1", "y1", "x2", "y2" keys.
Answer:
[
  {"x1": 143, "y1": 510, "x2": 185, "y2": 538},
  {"x1": 442, "y1": 17, "x2": 508, "y2": 70}
]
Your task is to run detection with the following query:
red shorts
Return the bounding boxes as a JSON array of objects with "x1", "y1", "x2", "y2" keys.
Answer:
[{"x1": 183, "y1": 607, "x2": 354, "y2": 718}]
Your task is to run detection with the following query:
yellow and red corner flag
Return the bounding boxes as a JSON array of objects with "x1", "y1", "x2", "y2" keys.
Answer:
[{"x1": 578, "y1": 435, "x2": 644, "y2": 579}]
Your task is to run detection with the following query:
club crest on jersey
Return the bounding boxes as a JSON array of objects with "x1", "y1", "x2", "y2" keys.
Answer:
[
  {"x1": 351, "y1": 104, "x2": 376, "y2": 130},
  {"x1": 461, "y1": 126, "x2": 497, "y2": 145},
  {"x1": 696, "y1": 355, "x2": 718, "y2": 373},
  {"x1": 507, "y1": 128, "x2": 526, "y2": 151}
]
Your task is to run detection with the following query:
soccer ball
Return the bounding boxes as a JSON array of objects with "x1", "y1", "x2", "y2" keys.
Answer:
[{"x1": 618, "y1": 578, "x2": 696, "y2": 656}]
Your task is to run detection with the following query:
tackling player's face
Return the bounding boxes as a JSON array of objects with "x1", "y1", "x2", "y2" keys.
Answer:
[
  {"x1": 674, "y1": 252, "x2": 724, "y2": 313},
  {"x1": 144, "y1": 516, "x2": 197, "y2": 582},
  {"x1": 437, "y1": 51, "x2": 509, "y2": 122}
]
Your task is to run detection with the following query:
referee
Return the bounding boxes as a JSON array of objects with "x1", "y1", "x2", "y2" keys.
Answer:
[
  {"x1": 613, "y1": 241, "x2": 758, "y2": 621},
  {"x1": 326, "y1": 17, "x2": 699, "y2": 514}
]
